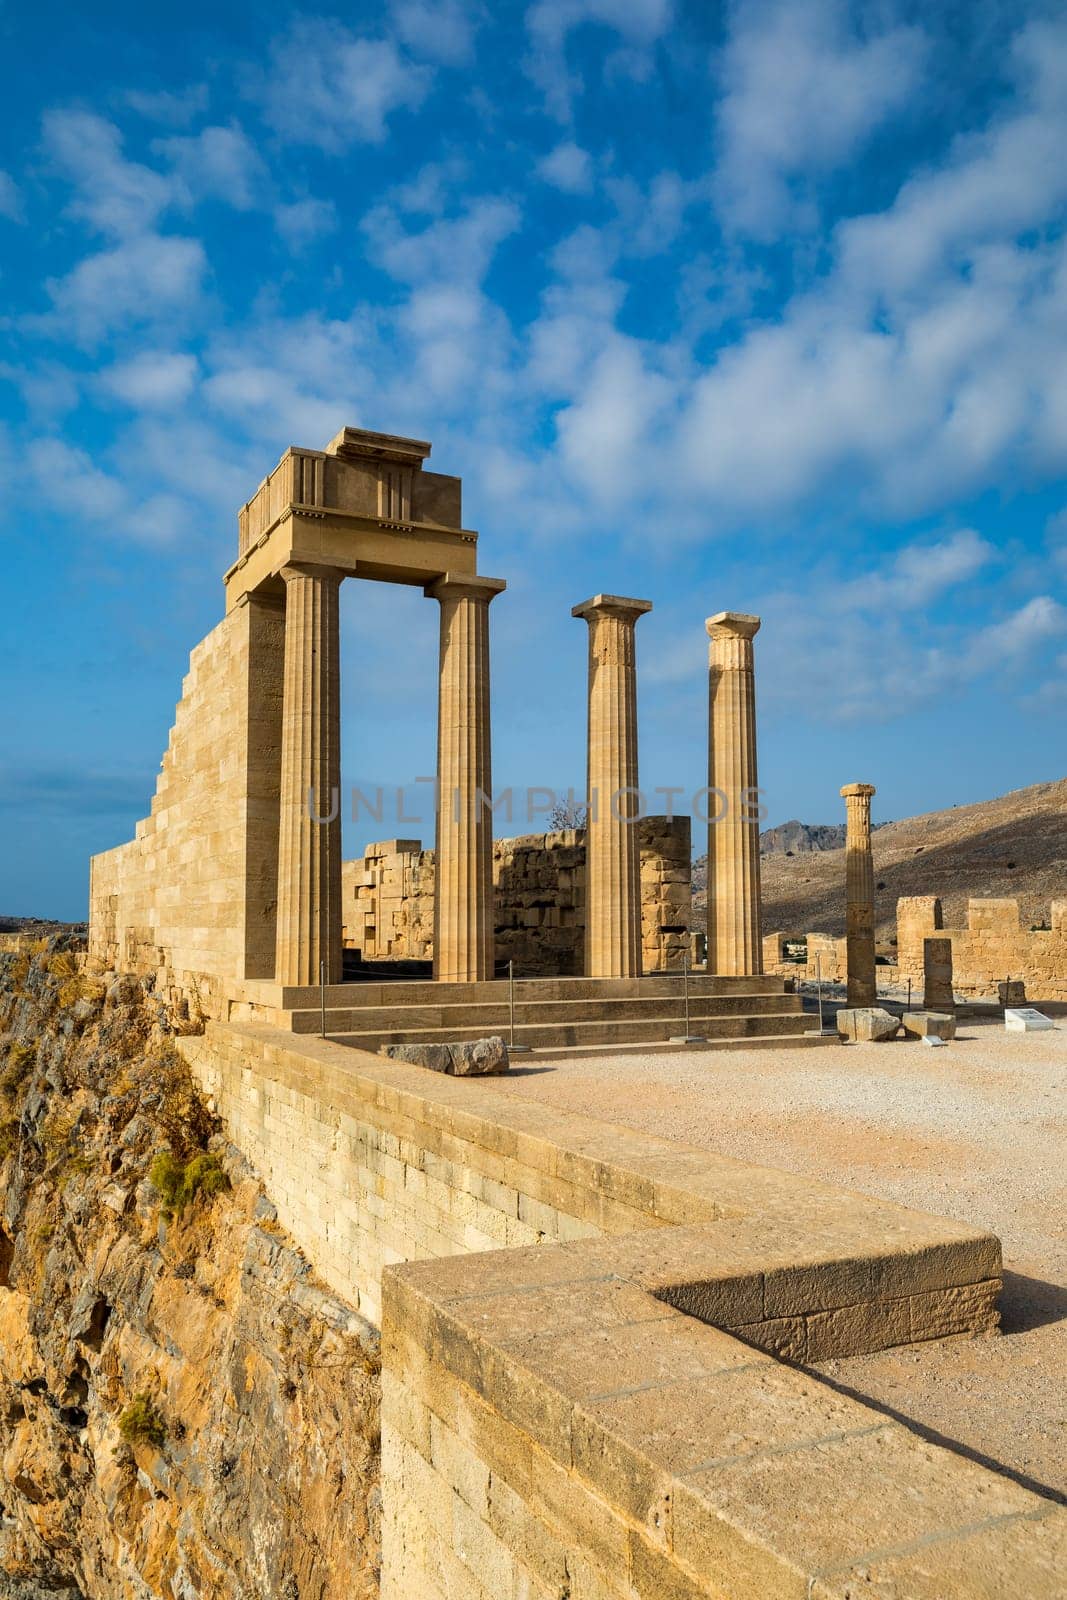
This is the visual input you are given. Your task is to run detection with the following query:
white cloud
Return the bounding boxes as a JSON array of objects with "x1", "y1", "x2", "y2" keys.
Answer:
[
  {"x1": 154, "y1": 124, "x2": 266, "y2": 210},
  {"x1": 274, "y1": 197, "x2": 337, "y2": 250},
  {"x1": 124, "y1": 84, "x2": 209, "y2": 126},
  {"x1": 831, "y1": 529, "x2": 996, "y2": 611},
  {"x1": 43, "y1": 232, "x2": 207, "y2": 344},
  {"x1": 713, "y1": 0, "x2": 927, "y2": 237},
  {"x1": 99, "y1": 350, "x2": 199, "y2": 409},
  {"x1": 0, "y1": 171, "x2": 24, "y2": 223},
  {"x1": 252, "y1": 19, "x2": 430, "y2": 150},
  {"x1": 963, "y1": 594, "x2": 1067, "y2": 670},
  {"x1": 538, "y1": 141, "x2": 594, "y2": 194},
  {"x1": 392, "y1": 0, "x2": 478, "y2": 64},
  {"x1": 363, "y1": 195, "x2": 521, "y2": 286},
  {"x1": 42, "y1": 109, "x2": 173, "y2": 237},
  {"x1": 525, "y1": 0, "x2": 674, "y2": 121}
]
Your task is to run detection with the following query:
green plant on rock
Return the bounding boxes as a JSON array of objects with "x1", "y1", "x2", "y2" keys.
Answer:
[
  {"x1": 118, "y1": 1392, "x2": 167, "y2": 1449},
  {"x1": 1, "y1": 1040, "x2": 35, "y2": 1096},
  {"x1": 0, "y1": 1117, "x2": 21, "y2": 1159},
  {"x1": 149, "y1": 1149, "x2": 229, "y2": 1220}
]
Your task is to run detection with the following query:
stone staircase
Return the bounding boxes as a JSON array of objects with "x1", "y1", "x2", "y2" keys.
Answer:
[{"x1": 260, "y1": 973, "x2": 828, "y2": 1054}]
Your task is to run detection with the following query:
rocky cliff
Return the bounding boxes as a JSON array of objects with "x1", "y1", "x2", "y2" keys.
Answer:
[{"x1": 0, "y1": 943, "x2": 380, "y2": 1599}]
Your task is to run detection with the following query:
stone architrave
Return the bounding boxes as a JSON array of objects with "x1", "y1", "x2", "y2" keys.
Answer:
[
  {"x1": 275, "y1": 563, "x2": 344, "y2": 988},
  {"x1": 923, "y1": 936, "x2": 955, "y2": 1014},
  {"x1": 572, "y1": 595, "x2": 652, "y2": 979},
  {"x1": 707, "y1": 613, "x2": 763, "y2": 976},
  {"x1": 841, "y1": 783, "x2": 877, "y2": 1007},
  {"x1": 430, "y1": 574, "x2": 506, "y2": 984}
]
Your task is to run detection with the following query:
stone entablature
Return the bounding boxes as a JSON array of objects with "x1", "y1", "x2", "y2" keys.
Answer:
[
  {"x1": 343, "y1": 817, "x2": 692, "y2": 977},
  {"x1": 897, "y1": 894, "x2": 1067, "y2": 1002}
]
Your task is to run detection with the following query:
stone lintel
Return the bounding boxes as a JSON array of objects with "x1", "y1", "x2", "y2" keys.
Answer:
[
  {"x1": 324, "y1": 426, "x2": 432, "y2": 466},
  {"x1": 427, "y1": 573, "x2": 507, "y2": 603},
  {"x1": 571, "y1": 594, "x2": 653, "y2": 622},
  {"x1": 706, "y1": 610, "x2": 760, "y2": 642},
  {"x1": 841, "y1": 782, "x2": 877, "y2": 799}
]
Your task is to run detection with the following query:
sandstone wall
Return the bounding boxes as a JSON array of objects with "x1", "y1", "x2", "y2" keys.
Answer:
[
  {"x1": 166, "y1": 1022, "x2": 1067, "y2": 1600},
  {"x1": 88, "y1": 596, "x2": 285, "y2": 1018},
  {"x1": 896, "y1": 895, "x2": 1067, "y2": 1001},
  {"x1": 343, "y1": 816, "x2": 692, "y2": 976}
]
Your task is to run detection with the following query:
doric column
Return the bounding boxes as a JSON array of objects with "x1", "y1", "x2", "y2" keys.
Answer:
[
  {"x1": 706, "y1": 612, "x2": 763, "y2": 976},
  {"x1": 430, "y1": 574, "x2": 506, "y2": 983},
  {"x1": 275, "y1": 563, "x2": 343, "y2": 988},
  {"x1": 572, "y1": 595, "x2": 652, "y2": 978},
  {"x1": 841, "y1": 782, "x2": 877, "y2": 1006}
]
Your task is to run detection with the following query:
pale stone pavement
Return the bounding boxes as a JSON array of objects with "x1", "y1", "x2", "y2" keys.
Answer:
[{"x1": 487, "y1": 1018, "x2": 1067, "y2": 1505}]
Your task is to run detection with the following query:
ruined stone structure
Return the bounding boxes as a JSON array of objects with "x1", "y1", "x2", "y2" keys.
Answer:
[
  {"x1": 898, "y1": 894, "x2": 1067, "y2": 1003},
  {"x1": 573, "y1": 595, "x2": 652, "y2": 978},
  {"x1": 841, "y1": 782, "x2": 877, "y2": 1006},
  {"x1": 90, "y1": 428, "x2": 506, "y2": 1008},
  {"x1": 706, "y1": 612, "x2": 763, "y2": 976},
  {"x1": 343, "y1": 817, "x2": 691, "y2": 977}
]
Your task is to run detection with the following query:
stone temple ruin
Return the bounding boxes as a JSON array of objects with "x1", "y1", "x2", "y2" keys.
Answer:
[
  {"x1": 88, "y1": 426, "x2": 818, "y2": 1051},
  {"x1": 84, "y1": 429, "x2": 1065, "y2": 1595}
]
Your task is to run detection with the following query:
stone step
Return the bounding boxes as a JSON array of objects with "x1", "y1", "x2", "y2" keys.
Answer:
[
  {"x1": 327, "y1": 1010, "x2": 820, "y2": 1053},
  {"x1": 274, "y1": 972, "x2": 793, "y2": 1009},
  {"x1": 286, "y1": 990, "x2": 808, "y2": 1034},
  {"x1": 529, "y1": 1031, "x2": 838, "y2": 1058}
]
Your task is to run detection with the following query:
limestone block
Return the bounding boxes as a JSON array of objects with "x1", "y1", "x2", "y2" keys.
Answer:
[
  {"x1": 382, "y1": 1037, "x2": 510, "y2": 1075},
  {"x1": 901, "y1": 1011, "x2": 956, "y2": 1041},
  {"x1": 998, "y1": 979, "x2": 1026, "y2": 1005},
  {"x1": 836, "y1": 1007, "x2": 901, "y2": 1042}
]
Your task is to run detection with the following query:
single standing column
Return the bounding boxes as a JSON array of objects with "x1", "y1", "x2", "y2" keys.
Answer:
[
  {"x1": 430, "y1": 574, "x2": 506, "y2": 983},
  {"x1": 275, "y1": 563, "x2": 344, "y2": 988},
  {"x1": 572, "y1": 595, "x2": 652, "y2": 978},
  {"x1": 841, "y1": 782, "x2": 878, "y2": 1006},
  {"x1": 707, "y1": 612, "x2": 763, "y2": 976}
]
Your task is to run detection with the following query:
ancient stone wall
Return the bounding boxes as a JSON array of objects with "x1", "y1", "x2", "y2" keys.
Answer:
[
  {"x1": 169, "y1": 1022, "x2": 1065, "y2": 1600},
  {"x1": 88, "y1": 596, "x2": 285, "y2": 1018},
  {"x1": 343, "y1": 816, "x2": 692, "y2": 976},
  {"x1": 896, "y1": 895, "x2": 1067, "y2": 1001}
]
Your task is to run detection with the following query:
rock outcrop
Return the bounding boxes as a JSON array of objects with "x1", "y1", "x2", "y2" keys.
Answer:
[{"x1": 0, "y1": 943, "x2": 380, "y2": 1599}]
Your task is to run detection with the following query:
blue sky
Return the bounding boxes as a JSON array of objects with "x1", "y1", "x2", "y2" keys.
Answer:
[{"x1": 2, "y1": 0, "x2": 1066, "y2": 919}]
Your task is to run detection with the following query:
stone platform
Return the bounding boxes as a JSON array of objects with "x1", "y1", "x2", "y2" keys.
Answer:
[{"x1": 230, "y1": 972, "x2": 825, "y2": 1053}]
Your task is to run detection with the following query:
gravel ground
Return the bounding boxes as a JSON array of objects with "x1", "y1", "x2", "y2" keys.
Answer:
[{"x1": 488, "y1": 1017, "x2": 1067, "y2": 1504}]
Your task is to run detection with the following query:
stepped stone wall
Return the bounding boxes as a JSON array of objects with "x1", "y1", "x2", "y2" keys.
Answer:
[
  {"x1": 343, "y1": 815, "x2": 692, "y2": 976},
  {"x1": 171, "y1": 1022, "x2": 1066, "y2": 1599},
  {"x1": 897, "y1": 895, "x2": 1067, "y2": 1001}
]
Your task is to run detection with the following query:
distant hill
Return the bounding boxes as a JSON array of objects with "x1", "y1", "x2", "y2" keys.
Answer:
[{"x1": 694, "y1": 778, "x2": 1067, "y2": 939}]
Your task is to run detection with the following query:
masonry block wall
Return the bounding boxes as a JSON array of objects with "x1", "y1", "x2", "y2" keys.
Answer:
[
  {"x1": 88, "y1": 596, "x2": 285, "y2": 1017},
  {"x1": 171, "y1": 1024, "x2": 1066, "y2": 1599},
  {"x1": 343, "y1": 816, "x2": 692, "y2": 976},
  {"x1": 896, "y1": 895, "x2": 1067, "y2": 1001}
]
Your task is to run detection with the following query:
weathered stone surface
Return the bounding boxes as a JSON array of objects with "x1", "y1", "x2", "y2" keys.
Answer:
[
  {"x1": 382, "y1": 1037, "x2": 509, "y2": 1075},
  {"x1": 901, "y1": 1010, "x2": 957, "y2": 1040},
  {"x1": 0, "y1": 944, "x2": 381, "y2": 1600},
  {"x1": 836, "y1": 1006, "x2": 901, "y2": 1042}
]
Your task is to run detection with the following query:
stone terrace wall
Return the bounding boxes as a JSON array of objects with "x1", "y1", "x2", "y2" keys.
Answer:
[
  {"x1": 88, "y1": 596, "x2": 285, "y2": 1018},
  {"x1": 343, "y1": 816, "x2": 692, "y2": 976},
  {"x1": 897, "y1": 895, "x2": 1067, "y2": 1001},
  {"x1": 173, "y1": 1023, "x2": 1066, "y2": 1599}
]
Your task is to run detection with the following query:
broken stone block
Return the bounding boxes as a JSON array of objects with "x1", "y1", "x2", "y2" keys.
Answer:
[
  {"x1": 998, "y1": 980, "x2": 1026, "y2": 1006},
  {"x1": 382, "y1": 1037, "x2": 510, "y2": 1075},
  {"x1": 382, "y1": 1042, "x2": 454, "y2": 1074},
  {"x1": 901, "y1": 1011, "x2": 957, "y2": 1041},
  {"x1": 836, "y1": 1007, "x2": 901, "y2": 1042},
  {"x1": 448, "y1": 1036, "x2": 510, "y2": 1076}
]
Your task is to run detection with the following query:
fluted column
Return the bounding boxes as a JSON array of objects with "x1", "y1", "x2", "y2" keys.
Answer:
[
  {"x1": 707, "y1": 612, "x2": 763, "y2": 976},
  {"x1": 275, "y1": 563, "x2": 343, "y2": 988},
  {"x1": 572, "y1": 595, "x2": 652, "y2": 978},
  {"x1": 841, "y1": 782, "x2": 877, "y2": 1006},
  {"x1": 430, "y1": 574, "x2": 506, "y2": 983}
]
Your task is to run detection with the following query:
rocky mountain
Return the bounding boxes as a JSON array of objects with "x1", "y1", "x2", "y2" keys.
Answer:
[
  {"x1": 0, "y1": 944, "x2": 379, "y2": 1599},
  {"x1": 753, "y1": 778, "x2": 1067, "y2": 939}
]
